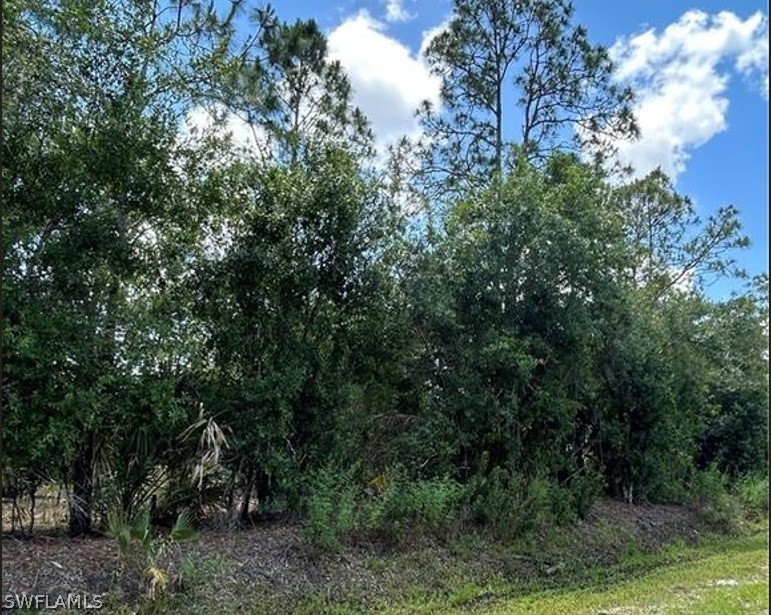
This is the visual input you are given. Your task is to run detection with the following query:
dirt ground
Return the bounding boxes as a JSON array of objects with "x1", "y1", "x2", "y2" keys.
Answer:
[{"x1": 1, "y1": 500, "x2": 705, "y2": 612}]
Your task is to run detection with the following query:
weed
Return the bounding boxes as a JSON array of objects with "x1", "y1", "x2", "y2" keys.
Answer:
[
  {"x1": 179, "y1": 553, "x2": 230, "y2": 591},
  {"x1": 303, "y1": 467, "x2": 358, "y2": 551},
  {"x1": 106, "y1": 507, "x2": 198, "y2": 603},
  {"x1": 688, "y1": 466, "x2": 743, "y2": 533},
  {"x1": 735, "y1": 474, "x2": 769, "y2": 519}
]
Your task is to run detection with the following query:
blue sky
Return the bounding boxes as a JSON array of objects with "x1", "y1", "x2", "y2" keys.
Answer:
[{"x1": 221, "y1": 0, "x2": 768, "y2": 298}]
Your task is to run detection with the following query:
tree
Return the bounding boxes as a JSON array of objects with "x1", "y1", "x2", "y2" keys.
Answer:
[
  {"x1": 420, "y1": 0, "x2": 636, "y2": 193},
  {"x1": 614, "y1": 169, "x2": 750, "y2": 301},
  {"x1": 194, "y1": 144, "x2": 403, "y2": 519},
  {"x1": 697, "y1": 276, "x2": 769, "y2": 476},
  {"x1": 3, "y1": 0, "x2": 765, "y2": 541},
  {"x1": 2, "y1": 0, "x2": 238, "y2": 534},
  {"x1": 594, "y1": 293, "x2": 701, "y2": 503},
  {"x1": 408, "y1": 153, "x2": 629, "y2": 480},
  {"x1": 222, "y1": 9, "x2": 373, "y2": 166}
]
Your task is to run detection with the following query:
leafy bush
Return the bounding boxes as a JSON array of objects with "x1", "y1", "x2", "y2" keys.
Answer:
[
  {"x1": 303, "y1": 467, "x2": 357, "y2": 551},
  {"x1": 462, "y1": 464, "x2": 602, "y2": 540},
  {"x1": 465, "y1": 467, "x2": 554, "y2": 540},
  {"x1": 303, "y1": 465, "x2": 467, "y2": 549},
  {"x1": 566, "y1": 470, "x2": 604, "y2": 520},
  {"x1": 688, "y1": 466, "x2": 742, "y2": 533},
  {"x1": 407, "y1": 477, "x2": 465, "y2": 525},
  {"x1": 735, "y1": 474, "x2": 769, "y2": 519},
  {"x1": 362, "y1": 471, "x2": 464, "y2": 542},
  {"x1": 106, "y1": 508, "x2": 198, "y2": 602}
]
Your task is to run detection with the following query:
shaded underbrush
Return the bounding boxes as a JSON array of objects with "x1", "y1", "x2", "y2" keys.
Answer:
[{"x1": 3, "y1": 493, "x2": 767, "y2": 614}]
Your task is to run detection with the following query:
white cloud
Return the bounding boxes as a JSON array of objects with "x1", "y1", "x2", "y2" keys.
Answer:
[
  {"x1": 179, "y1": 13, "x2": 449, "y2": 165},
  {"x1": 736, "y1": 23, "x2": 769, "y2": 99},
  {"x1": 609, "y1": 10, "x2": 768, "y2": 181},
  {"x1": 328, "y1": 10, "x2": 442, "y2": 153},
  {"x1": 384, "y1": 0, "x2": 414, "y2": 23},
  {"x1": 180, "y1": 104, "x2": 268, "y2": 161}
]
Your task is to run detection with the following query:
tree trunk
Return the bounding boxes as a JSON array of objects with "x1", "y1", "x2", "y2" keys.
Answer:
[
  {"x1": 27, "y1": 483, "x2": 37, "y2": 534},
  {"x1": 255, "y1": 468, "x2": 271, "y2": 513},
  {"x1": 69, "y1": 431, "x2": 95, "y2": 536},
  {"x1": 226, "y1": 468, "x2": 237, "y2": 515},
  {"x1": 495, "y1": 79, "x2": 503, "y2": 181},
  {"x1": 239, "y1": 468, "x2": 253, "y2": 526}
]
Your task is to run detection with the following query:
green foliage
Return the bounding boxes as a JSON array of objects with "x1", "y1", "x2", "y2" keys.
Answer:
[
  {"x1": 402, "y1": 478, "x2": 466, "y2": 526},
  {"x1": 2, "y1": 0, "x2": 244, "y2": 535},
  {"x1": 303, "y1": 467, "x2": 358, "y2": 551},
  {"x1": 419, "y1": 0, "x2": 636, "y2": 195},
  {"x1": 238, "y1": 11, "x2": 374, "y2": 164},
  {"x1": 688, "y1": 467, "x2": 743, "y2": 534},
  {"x1": 107, "y1": 507, "x2": 151, "y2": 556},
  {"x1": 107, "y1": 507, "x2": 199, "y2": 602},
  {"x1": 462, "y1": 459, "x2": 604, "y2": 541},
  {"x1": 2, "y1": 0, "x2": 766, "y2": 544},
  {"x1": 615, "y1": 169, "x2": 749, "y2": 299},
  {"x1": 564, "y1": 470, "x2": 604, "y2": 521},
  {"x1": 466, "y1": 467, "x2": 555, "y2": 539},
  {"x1": 735, "y1": 475, "x2": 769, "y2": 520},
  {"x1": 697, "y1": 278, "x2": 769, "y2": 478},
  {"x1": 303, "y1": 467, "x2": 469, "y2": 549},
  {"x1": 362, "y1": 472, "x2": 465, "y2": 542}
]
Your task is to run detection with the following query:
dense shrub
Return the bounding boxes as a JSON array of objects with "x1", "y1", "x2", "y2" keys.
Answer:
[
  {"x1": 567, "y1": 470, "x2": 604, "y2": 520},
  {"x1": 303, "y1": 468, "x2": 357, "y2": 551},
  {"x1": 361, "y1": 472, "x2": 465, "y2": 542},
  {"x1": 466, "y1": 467, "x2": 556, "y2": 540},
  {"x1": 735, "y1": 474, "x2": 769, "y2": 519},
  {"x1": 688, "y1": 466, "x2": 743, "y2": 533}
]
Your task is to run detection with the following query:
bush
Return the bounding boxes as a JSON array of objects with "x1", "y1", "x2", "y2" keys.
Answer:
[
  {"x1": 566, "y1": 470, "x2": 603, "y2": 520},
  {"x1": 688, "y1": 466, "x2": 742, "y2": 533},
  {"x1": 303, "y1": 467, "x2": 357, "y2": 551},
  {"x1": 735, "y1": 474, "x2": 769, "y2": 519},
  {"x1": 462, "y1": 464, "x2": 604, "y2": 540},
  {"x1": 465, "y1": 467, "x2": 554, "y2": 540},
  {"x1": 407, "y1": 477, "x2": 465, "y2": 525},
  {"x1": 302, "y1": 463, "x2": 603, "y2": 549},
  {"x1": 106, "y1": 507, "x2": 198, "y2": 603},
  {"x1": 303, "y1": 465, "x2": 468, "y2": 549},
  {"x1": 362, "y1": 471, "x2": 464, "y2": 542}
]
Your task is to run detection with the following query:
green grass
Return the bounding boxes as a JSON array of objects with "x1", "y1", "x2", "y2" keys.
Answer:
[
  {"x1": 491, "y1": 539, "x2": 768, "y2": 614},
  {"x1": 365, "y1": 527, "x2": 769, "y2": 615},
  {"x1": 100, "y1": 522, "x2": 769, "y2": 614}
]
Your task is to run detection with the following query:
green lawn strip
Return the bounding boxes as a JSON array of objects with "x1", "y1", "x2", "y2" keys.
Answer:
[
  {"x1": 488, "y1": 543, "x2": 767, "y2": 614},
  {"x1": 356, "y1": 529, "x2": 768, "y2": 615},
  {"x1": 91, "y1": 526, "x2": 769, "y2": 614}
]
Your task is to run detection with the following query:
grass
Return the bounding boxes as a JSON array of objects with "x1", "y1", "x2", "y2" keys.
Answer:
[
  {"x1": 361, "y1": 525, "x2": 769, "y2": 615},
  {"x1": 146, "y1": 522, "x2": 769, "y2": 615},
  {"x1": 17, "y1": 512, "x2": 765, "y2": 614},
  {"x1": 489, "y1": 535, "x2": 768, "y2": 614}
]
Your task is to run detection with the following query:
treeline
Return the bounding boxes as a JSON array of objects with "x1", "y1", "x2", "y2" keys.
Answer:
[{"x1": 3, "y1": 0, "x2": 767, "y2": 539}]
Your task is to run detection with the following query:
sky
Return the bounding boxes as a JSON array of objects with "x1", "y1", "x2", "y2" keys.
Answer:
[{"x1": 213, "y1": 0, "x2": 769, "y2": 299}]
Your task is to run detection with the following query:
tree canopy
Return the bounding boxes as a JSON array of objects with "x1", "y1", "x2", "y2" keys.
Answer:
[{"x1": 2, "y1": 0, "x2": 766, "y2": 537}]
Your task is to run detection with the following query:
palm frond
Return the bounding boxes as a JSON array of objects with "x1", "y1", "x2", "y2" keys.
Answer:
[{"x1": 170, "y1": 511, "x2": 198, "y2": 541}]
